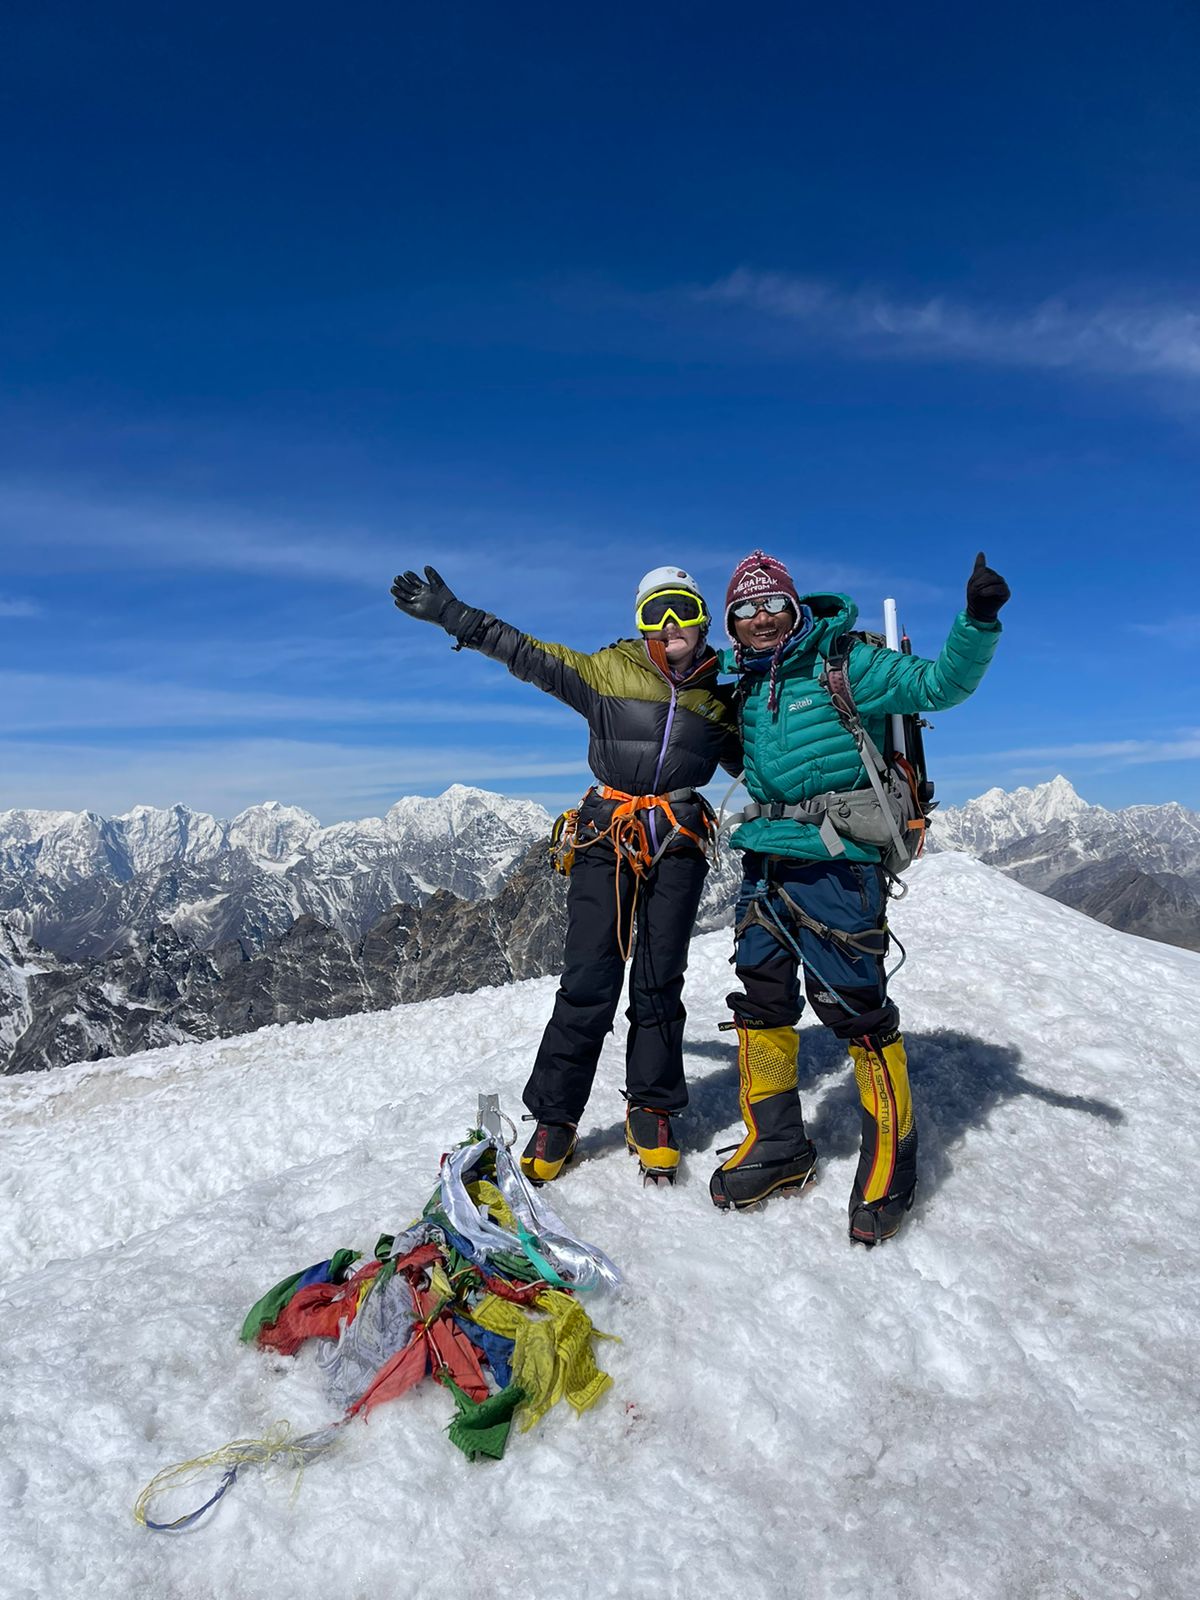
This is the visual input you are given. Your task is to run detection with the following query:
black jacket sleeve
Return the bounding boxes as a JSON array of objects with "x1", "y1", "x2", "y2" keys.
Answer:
[{"x1": 451, "y1": 611, "x2": 600, "y2": 718}]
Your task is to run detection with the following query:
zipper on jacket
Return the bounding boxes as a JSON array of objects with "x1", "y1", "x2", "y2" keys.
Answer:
[
  {"x1": 643, "y1": 643, "x2": 712, "y2": 855},
  {"x1": 648, "y1": 686, "x2": 677, "y2": 854}
]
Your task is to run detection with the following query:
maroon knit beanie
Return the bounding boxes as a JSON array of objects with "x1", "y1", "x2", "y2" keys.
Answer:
[{"x1": 724, "y1": 550, "x2": 801, "y2": 638}]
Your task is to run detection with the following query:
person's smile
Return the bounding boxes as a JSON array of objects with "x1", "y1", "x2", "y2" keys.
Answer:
[{"x1": 736, "y1": 605, "x2": 793, "y2": 651}]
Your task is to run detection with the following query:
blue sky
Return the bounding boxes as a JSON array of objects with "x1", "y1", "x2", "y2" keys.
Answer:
[{"x1": 1, "y1": 1, "x2": 1198, "y2": 822}]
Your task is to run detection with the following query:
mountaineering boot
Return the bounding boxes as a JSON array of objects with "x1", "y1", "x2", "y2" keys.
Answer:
[
  {"x1": 519, "y1": 1121, "x2": 578, "y2": 1185},
  {"x1": 710, "y1": 1025, "x2": 818, "y2": 1210},
  {"x1": 847, "y1": 1032, "x2": 917, "y2": 1246},
  {"x1": 848, "y1": 1184, "x2": 916, "y2": 1246},
  {"x1": 625, "y1": 1105, "x2": 680, "y2": 1187}
]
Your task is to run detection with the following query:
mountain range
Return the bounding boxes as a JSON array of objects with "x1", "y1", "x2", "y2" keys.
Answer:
[
  {"x1": 0, "y1": 842, "x2": 570, "y2": 1075},
  {"x1": 0, "y1": 787, "x2": 742, "y2": 1075},
  {"x1": 929, "y1": 775, "x2": 1200, "y2": 951},
  {"x1": 4, "y1": 775, "x2": 1196, "y2": 1076},
  {"x1": 0, "y1": 785, "x2": 552, "y2": 961}
]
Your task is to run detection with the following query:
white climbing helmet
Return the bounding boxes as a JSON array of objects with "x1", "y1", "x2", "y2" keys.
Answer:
[{"x1": 634, "y1": 566, "x2": 705, "y2": 610}]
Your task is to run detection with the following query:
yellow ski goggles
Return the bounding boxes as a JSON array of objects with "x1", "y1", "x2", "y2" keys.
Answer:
[{"x1": 635, "y1": 589, "x2": 709, "y2": 632}]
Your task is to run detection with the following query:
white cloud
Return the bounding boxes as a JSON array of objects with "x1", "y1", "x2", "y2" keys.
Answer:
[
  {"x1": 1128, "y1": 615, "x2": 1200, "y2": 646},
  {"x1": 698, "y1": 270, "x2": 1200, "y2": 381},
  {"x1": 1001, "y1": 734, "x2": 1200, "y2": 765},
  {"x1": 0, "y1": 595, "x2": 41, "y2": 618},
  {"x1": 0, "y1": 483, "x2": 406, "y2": 586},
  {"x1": 6, "y1": 724, "x2": 1195, "y2": 825},
  {"x1": 0, "y1": 671, "x2": 571, "y2": 734},
  {"x1": 935, "y1": 732, "x2": 1200, "y2": 791},
  {"x1": 0, "y1": 483, "x2": 574, "y2": 591},
  {"x1": 0, "y1": 478, "x2": 955, "y2": 620},
  {"x1": 0, "y1": 736, "x2": 592, "y2": 822}
]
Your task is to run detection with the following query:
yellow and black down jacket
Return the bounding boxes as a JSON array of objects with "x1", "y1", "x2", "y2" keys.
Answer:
[{"x1": 452, "y1": 609, "x2": 742, "y2": 853}]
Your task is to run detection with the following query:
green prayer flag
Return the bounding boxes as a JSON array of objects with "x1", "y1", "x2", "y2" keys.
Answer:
[{"x1": 440, "y1": 1377, "x2": 527, "y2": 1462}]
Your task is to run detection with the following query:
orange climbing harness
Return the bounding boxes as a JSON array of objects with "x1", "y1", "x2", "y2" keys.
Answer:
[{"x1": 569, "y1": 785, "x2": 715, "y2": 961}]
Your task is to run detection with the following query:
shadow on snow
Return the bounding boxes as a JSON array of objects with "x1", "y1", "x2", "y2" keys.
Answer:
[{"x1": 584, "y1": 1028, "x2": 1123, "y2": 1206}]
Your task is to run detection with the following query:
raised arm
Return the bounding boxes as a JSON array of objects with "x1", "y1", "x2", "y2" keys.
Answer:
[
  {"x1": 851, "y1": 553, "x2": 1011, "y2": 716},
  {"x1": 391, "y1": 565, "x2": 600, "y2": 716}
]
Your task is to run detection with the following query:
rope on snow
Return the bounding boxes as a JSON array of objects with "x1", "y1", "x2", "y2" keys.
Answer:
[{"x1": 134, "y1": 1419, "x2": 348, "y2": 1532}]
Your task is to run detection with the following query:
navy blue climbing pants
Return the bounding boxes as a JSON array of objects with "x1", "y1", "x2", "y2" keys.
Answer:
[{"x1": 727, "y1": 853, "x2": 899, "y2": 1042}]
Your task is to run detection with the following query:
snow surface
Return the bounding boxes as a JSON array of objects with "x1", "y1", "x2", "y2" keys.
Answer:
[{"x1": 2, "y1": 854, "x2": 1199, "y2": 1600}]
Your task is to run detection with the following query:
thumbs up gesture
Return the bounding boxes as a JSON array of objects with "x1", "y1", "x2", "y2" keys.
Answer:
[{"x1": 965, "y1": 552, "x2": 1011, "y2": 623}]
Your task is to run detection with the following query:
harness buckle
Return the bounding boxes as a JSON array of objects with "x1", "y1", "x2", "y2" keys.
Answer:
[{"x1": 766, "y1": 801, "x2": 786, "y2": 820}]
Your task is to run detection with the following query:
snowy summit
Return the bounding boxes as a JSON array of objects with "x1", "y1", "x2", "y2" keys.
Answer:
[
  {"x1": 931, "y1": 775, "x2": 1093, "y2": 856},
  {"x1": 2, "y1": 853, "x2": 1198, "y2": 1599}
]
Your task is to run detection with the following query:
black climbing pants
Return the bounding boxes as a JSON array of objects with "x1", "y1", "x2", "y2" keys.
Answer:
[{"x1": 523, "y1": 844, "x2": 708, "y2": 1124}]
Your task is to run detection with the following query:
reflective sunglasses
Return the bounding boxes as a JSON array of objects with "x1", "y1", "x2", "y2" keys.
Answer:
[
  {"x1": 730, "y1": 595, "x2": 794, "y2": 620},
  {"x1": 636, "y1": 589, "x2": 709, "y2": 631}
]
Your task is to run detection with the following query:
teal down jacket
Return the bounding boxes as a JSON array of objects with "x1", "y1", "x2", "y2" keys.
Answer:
[{"x1": 721, "y1": 591, "x2": 1001, "y2": 863}]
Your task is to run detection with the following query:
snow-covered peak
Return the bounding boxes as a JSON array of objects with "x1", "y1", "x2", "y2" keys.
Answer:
[
  {"x1": 0, "y1": 807, "x2": 80, "y2": 844},
  {"x1": 309, "y1": 814, "x2": 388, "y2": 847},
  {"x1": 0, "y1": 785, "x2": 555, "y2": 960},
  {"x1": 933, "y1": 776, "x2": 1093, "y2": 856},
  {"x1": 384, "y1": 784, "x2": 550, "y2": 841},
  {"x1": 112, "y1": 804, "x2": 225, "y2": 875},
  {"x1": 1029, "y1": 773, "x2": 1090, "y2": 824},
  {"x1": 227, "y1": 801, "x2": 321, "y2": 863},
  {"x1": 0, "y1": 808, "x2": 121, "y2": 883},
  {"x1": 0, "y1": 810, "x2": 82, "y2": 881},
  {"x1": 931, "y1": 777, "x2": 1200, "y2": 915},
  {"x1": 375, "y1": 785, "x2": 551, "y2": 894},
  {"x1": 0, "y1": 788, "x2": 549, "y2": 892},
  {"x1": 1121, "y1": 799, "x2": 1200, "y2": 852}
]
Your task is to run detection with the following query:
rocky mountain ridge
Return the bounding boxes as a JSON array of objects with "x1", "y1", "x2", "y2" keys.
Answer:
[
  {"x1": 0, "y1": 786, "x2": 552, "y2": 960},
  {"x1": 1, "y1": 843, "x2": 571, "y2": 1076},
  {"x1": 9, "y1": 774, "x2": 1193, "y2": 1076},
  {"x1": 1, "y1": 782, "x2": 742, "y2": 1074},
  {"x1": 930, "y1": 777, "x2": 1200, "y2": 950}
]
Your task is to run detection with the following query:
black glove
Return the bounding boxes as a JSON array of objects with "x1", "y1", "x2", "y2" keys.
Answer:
[
  {"x1": 391, "y1": 565, "x2": 459, "y2": 626},
  {"x1": 391, "y1": 564, "x2": 488, "y2": 645},
  {"x1": 965, "y1": 551, "x2": 1011, "y2": 623}
]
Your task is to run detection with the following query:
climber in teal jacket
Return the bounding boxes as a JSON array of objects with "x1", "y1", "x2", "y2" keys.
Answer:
[{"x1": 711, "y1": 549, "x2": 1010, "y2": 1245}]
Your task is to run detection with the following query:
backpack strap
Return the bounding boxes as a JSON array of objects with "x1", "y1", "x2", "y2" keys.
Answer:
[
  {"x1": 820, "y1": 634, "x2": 887, "y2": 776},
  {"x1": 821, "y1": 632, "x2": 853, "y2": 719},
  {"x1": 720, "y1": 793, "x2": 847, "y2": 856},
  {"x1": 818, "y1": 634, "x2": 909, "y2": 862}
]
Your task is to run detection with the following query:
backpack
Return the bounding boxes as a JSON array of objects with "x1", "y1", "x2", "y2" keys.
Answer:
[
  {"x1": 721, "y1": 628, "x2": 937, "y2": 876},
  {"x1": 818, "y1": 630, "x2": 937, "y2": 875}
]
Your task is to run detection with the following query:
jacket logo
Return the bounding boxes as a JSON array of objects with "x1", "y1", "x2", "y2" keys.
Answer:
[{"x1": 787, "y1": 697, "x2": 813, "y2": 712}]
